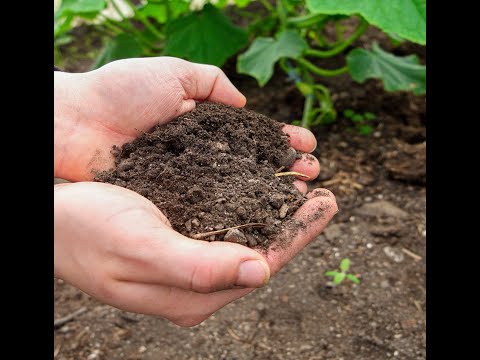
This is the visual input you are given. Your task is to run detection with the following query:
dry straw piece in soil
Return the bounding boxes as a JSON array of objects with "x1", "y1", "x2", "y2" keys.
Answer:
[{"x1": 96, "y1": 102, "x2": 307, "y2": 249}]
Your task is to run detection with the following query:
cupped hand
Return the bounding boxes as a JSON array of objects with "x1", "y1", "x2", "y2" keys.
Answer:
[
  {"x1": 54, "y1": 57, "x2": 320, "y2": 184},
  {"x1": 55, "y1": 182, "x2": 337, "y2": 327},
  {"x1": 54, "y1": 56, "x2": 338, "y2": 326}
]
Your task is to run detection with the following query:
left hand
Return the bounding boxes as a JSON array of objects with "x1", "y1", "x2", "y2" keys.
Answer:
[{"x1": 54, "y1": 56, "x2": 320, "y2": 184}]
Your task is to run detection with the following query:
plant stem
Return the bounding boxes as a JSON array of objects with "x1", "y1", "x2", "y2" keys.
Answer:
[
  {"x1": 276, "y1": 0, "x2": 287, "y2": 26},
  {"x1": 287, "y1": 13, "x2": 327, "y2": 28},
  {"x1": 334, "y1": 21, "x2": 344, "y2": 42},
  {"x1": 123, "y1": 0, "x2": 165, "y2": 39},
  {"x1": 304, "y1": 18, "x2": 369, "y2": 58},
  {"x1": 99, "y1": 15, "x2": 162, "y2": 52},
  {"x1": 258, "y1": 0, "x2": 274, "y2": 11},
  {"x1": 109, "y1": 0, "x2": 126, "y2": 20},
  {"x1": 296, "y1": 58, "x2": 348, "y2": 77},
  {"x1": 301, "y1": 92, "x2": 314, "y2": 129}
]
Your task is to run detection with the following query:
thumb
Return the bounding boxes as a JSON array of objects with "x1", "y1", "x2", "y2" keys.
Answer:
[
  {"x1": 177, "y1": 60, "x2": 247, "y2": 107},
  {"x1": 122, "y1": 225, "x2": 270, "y2": 293}
]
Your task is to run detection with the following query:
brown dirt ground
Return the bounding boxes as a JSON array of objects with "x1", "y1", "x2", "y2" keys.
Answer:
[{"x1": 54, "y1": 24, "x2": 426, "y2": 360}]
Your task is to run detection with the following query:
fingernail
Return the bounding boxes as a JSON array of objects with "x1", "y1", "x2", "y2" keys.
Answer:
[{"x1": 236, "y1": 260, "x2": 270, "y2": 288}]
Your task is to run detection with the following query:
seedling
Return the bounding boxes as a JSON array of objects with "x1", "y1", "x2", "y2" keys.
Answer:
[
  {"x1": 325, "y1": 258, "x2": 360, "y2": 285},
  {"x1": 54, "y1": 1, "x2": 425, "y2": 130},
  {"x1": 343, "y1": 109, "x2": 376, "y2": 136}
]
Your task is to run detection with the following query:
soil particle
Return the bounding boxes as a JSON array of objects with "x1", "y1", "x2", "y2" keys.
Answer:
[
  {"x1": 383, "y1": 141, "x2": 426, "y2": 184},
  {"x1": 96, "y1": 102, "x2": 306, "y2": 249}
]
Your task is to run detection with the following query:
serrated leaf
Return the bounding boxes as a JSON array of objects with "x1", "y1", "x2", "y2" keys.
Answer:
[
  {"x1": 325, "y1": 271, "x2": 338, "y2": 277},
  {"x1": 306, "y1": 0, "x2": 426, "y2": 45},
  {"x1": 340, "y1": 258, "x2": 350, "y2": 272},
  {"x1": 56, "y1": 0, "x2": 106, "y2": 18},
  {"x1": 164, "y1": 4, "x2": 247, "y2": 66},
  {"x1": 333, "y1": 272, "x2": 346, "y2": 285},
  {"x1": 346, "y1": 274, "x2": 361, "y2": 284},
  {"x1": 347, "y1": 43, "x2": 426, "y2": 95},
  {"x1": 92, "y1": 33, "x2": 143, "y2": 69},
  {"x1": 237, "y1": 30, "x2": 307, "y2": 86}
]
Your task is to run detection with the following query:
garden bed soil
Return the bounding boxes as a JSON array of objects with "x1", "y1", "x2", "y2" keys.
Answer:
[
  {"x1": 54, "y1": 26, "x2": 426, "y2": 360},
  {"x1": 95, "y1": 102, "x2": 306, "y2": 249}
]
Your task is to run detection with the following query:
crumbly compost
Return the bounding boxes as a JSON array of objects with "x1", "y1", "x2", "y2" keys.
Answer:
[{"x1": 95, "y1": 102, "x2": 306, "y2": 248}]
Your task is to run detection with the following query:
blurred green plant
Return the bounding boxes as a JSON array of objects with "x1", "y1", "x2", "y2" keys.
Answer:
[
  {"x1": 343, "y1": 109, "x2": 376, "y2": 135},
  {"x1": 325, "y1": 258, "x2": 360, "y2": 285},
  {"x1": 54, "y1": 0, "x2": 426, "y2": 129}
]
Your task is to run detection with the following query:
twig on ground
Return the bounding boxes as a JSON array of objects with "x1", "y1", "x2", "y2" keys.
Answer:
[
  {"x1": 192, "y1": 223, "x2": 266, "y2": 239},
  {"x1": 402, "y1": 248, "x2": 422, "y2": 261},
  {"x1": 54, "y1": 307, "x2": 88, "y2": 329},
  {"x1": 227, "y1": 328, "x2": 244, "y2": 342}
]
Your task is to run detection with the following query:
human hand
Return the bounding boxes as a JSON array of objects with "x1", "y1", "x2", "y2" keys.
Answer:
[
  {"x1": 54, "y1": 56, "x2": 338, "y2": 326},
  {"x1": 54, "y1": 56, "x2": 320, "y2": 187},
  {"x1": 55, "y1": 182, "x2": 337, "y2": 327}
]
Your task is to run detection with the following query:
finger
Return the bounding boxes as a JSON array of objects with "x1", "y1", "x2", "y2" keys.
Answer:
[
  {"x1": 288, "y1": 153, "x2": 321, "y2": 181},
  {"x1": 282, "y1": 124, "x2": 317, "y2": 153},
  {"x1": 293, "y1": 180, "x2": 308, "y2": 194},
  {"x1": 114, "y1": 226, "x2": 270, "y2": 294},
  {"x1": 180, "y1": 61, "x2": 246, "y2": 107},
  {"x1": 262, "y1": 188, "x2": 338, "y2": 275},
  {"x1": 102, "y1": 281, "x2": 253, "y2": 327}
]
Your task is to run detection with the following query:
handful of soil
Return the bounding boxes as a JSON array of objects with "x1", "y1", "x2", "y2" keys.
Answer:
[{"x1": 95, "y1": 102, "x2": 306, "y2": 249}]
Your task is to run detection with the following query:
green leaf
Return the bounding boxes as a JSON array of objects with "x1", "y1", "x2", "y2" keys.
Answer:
[
  {"x1": 333, "y1": 272, "x2": 346, "y2": 285},
  {"x1": 237, "y1": 30, "x2": 307, "y2": 86},
  {"x1": 387, "y1": 32, "x2": 406, "y2": 47},
  {"x1": 306, "y1": 0, "x2": 426, "y2": 45},
  {"x1": 164, "y1": 4, "x2": 247, "y2": 67},
  {"x1": 325, "y1": 271, "x2": 338, "y2": 277},
  {"x1": 92, "y1": 33, "x2": 143, "y2": 69},
  {"x1": 343, "y1": 109, "x2": 354, "y2": 118},
  {"x1": 351, "y1": 114, "x2": 363, "y2": 123},
  {"x1": 364, "y1": 112, "x2": 376, "y2": 120},
  {"x1": 296, "y1": 82, "x2": 314, "y2": 96},
  {"x1": 347, "y1": 43, "x2": 426, "y2": 95},
  {"x1": 234, "y1": 0, "x2": 251, "y2": 8},
  {"x1": 56, "y1": 0, "x2": 106, "y2": 18},
  {"x1": 346, "y1": 274, "x2": 361, "y2": 284},
  {"x1": 358, "y1": 125, "x2": 373, "y2": 136},
  {"x1": 339, "y1": 258, "x2": 350, "y2": 272}
]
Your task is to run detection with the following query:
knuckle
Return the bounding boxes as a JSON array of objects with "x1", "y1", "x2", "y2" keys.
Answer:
[{"x1": 189, "y1": 262, "x2": 217, "y2": 293}]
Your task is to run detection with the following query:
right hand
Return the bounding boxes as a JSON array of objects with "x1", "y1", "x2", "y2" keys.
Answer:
[{"x1": 55, "y1": 181, "x2": 337, "y2": 327}]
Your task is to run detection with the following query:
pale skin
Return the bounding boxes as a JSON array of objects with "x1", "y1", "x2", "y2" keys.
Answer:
[{"x1": 54, "y1": 57, "x2": 338, "y2": 327}]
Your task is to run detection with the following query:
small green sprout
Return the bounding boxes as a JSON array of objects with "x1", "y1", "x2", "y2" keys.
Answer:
[
  {"x1": 343, "y1": 109, "x2": 376, "y2": 136},
  {"x1": 325, "y1": 258, "x2": 361, "y2": 285}
]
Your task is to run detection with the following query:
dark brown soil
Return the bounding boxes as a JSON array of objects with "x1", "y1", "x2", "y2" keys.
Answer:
[
  {"x1": 54, "y1": 24, "x2": 426, "y2": 360},
  {"x1": 95, "y1": 102, "x2": 305, "y2": 249}
]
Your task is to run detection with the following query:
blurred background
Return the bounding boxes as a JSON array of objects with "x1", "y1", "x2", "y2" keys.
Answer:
[{"x1": 54, "y1": 1, "x2": 426, "y2": 359}]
